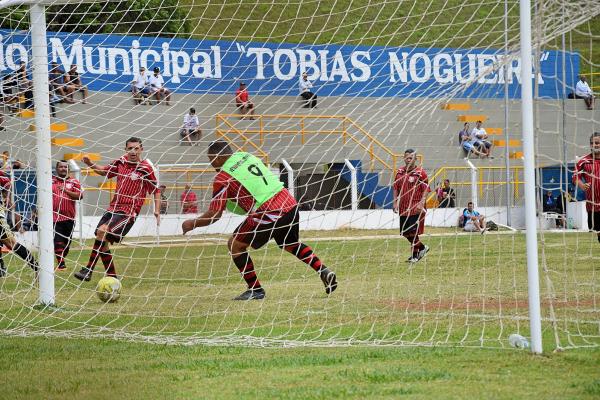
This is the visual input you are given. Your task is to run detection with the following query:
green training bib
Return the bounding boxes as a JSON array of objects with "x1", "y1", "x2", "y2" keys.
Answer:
[{"x1": 222, "y1": 152, "x2": 284, "y2": 215}]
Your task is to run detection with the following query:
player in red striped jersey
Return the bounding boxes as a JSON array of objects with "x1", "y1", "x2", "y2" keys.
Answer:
[
  {"x1": 0, "y1": 171, "x2": 38, "y2": 277},
  {"x1": 52, "y1": 160, "x2": 83, "y2": 271},
  {"x1": 573, "y1": 132, "x2": 600, "y2": 243},
  {"x1": 182, "y1": 141, "x2": 337, "y2": 300},
  {"x1": 74, "y1": 137, "x2": 160, "y2": 281},
  {"x1": 393, "y1": 149, "x2": 430, "y2": 263}
]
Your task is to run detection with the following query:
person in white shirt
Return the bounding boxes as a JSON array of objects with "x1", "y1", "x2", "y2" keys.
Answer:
[
  {"x1": 471, "y1": 120, "x2": 492, "y2": 158},
  {"x1": 131, "y1": 66, "x2": 150, "y2": 104},
  {"x1": 180, "y1": 107, "x2": 201, "y2": 145},
  {"x1": 574, "y1": 75, "x2": 595, "y2": 110},
  {"x1": 299, "y1": 72, "x2": 317, "y2": 108},
  {"x1": 148, "y1": 67, "x2": 172, "y2": 105}
]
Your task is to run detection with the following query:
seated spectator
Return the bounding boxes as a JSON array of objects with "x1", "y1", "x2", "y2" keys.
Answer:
[
  {"x1": 235, "y1": 82, "x2": 255, "y2": 119},
  {"x1": 49, "y1": 61, "x2": 74, "y2": 103},
  {"x1": 554, "y1": 190, "x2": 568, "y2": 228},
  {"x1": 299, "y1": 72, "x2": 317, "y2": 108},
  {"x1": 458, "y1": 123, "x2": 485, "y2": 158},
  {"x1": 574, "y1": 75, "x2": 595, "y2": 110},
  {"x1": 12, "y1": 62, "x2": 34, "y2": 109},
  {"x1": 1, "y1": 151, "x2": 10, "y2": 170},
  {"x1": 180, "y1": 107, "x2": 201, "y2": 145},
  {"x1": 159, "y1": 184, "x2": 168, "y2": 214},
  {"x1": 131, "y1": 66, "x2": 150, "y2": 104},
  {"x1": 436, "y1": 179, "x2": 456, "y2": 208},
  {"x1": 462, "y1": 201, "x2": 486, "y2": 233},
  {"x1": 65, "y1": 64, "x2": 88, "y2": 104},
  {"x1": 148, "y1": 67, "x2": 171, "y2": 105},
  {"x1": 180, "y1": 184, "x2": 198, "y2": 214},
  {"x1": 542, "y1": 191, "x2": 556, "y2": 212},
  {"x1": 471, "y1": 120, "x2": 492, "y2": 158}
]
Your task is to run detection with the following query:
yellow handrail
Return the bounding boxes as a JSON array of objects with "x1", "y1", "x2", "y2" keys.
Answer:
[{"x1": 215, "y1": 115, "x2": 269, "y2": 164}]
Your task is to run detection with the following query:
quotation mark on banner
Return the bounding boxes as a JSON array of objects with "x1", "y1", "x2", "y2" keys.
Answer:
[
  {"x1": 235, "y1": 43, "x2": 246, "y2": 53},
  {"x1": 540, "y1": 52, "x2": 549, "y2": 62}
]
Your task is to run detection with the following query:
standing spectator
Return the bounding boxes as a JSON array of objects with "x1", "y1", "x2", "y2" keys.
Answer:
[
  {"x1": 131, "y1": 66, "x2": 150, "y2": 104},
  {"x1": 235, "y1": 82, "x2": 255, "y2": 119},
  {"x1": 52, "y1": 160, "x2": 83, "y2": 271},
  {"x1": 462, "y1": 201, "x2": 486, "y2": 233},
  {"x1": 180, "y1": 107, "x2": 202, "y2": 145},
  {"x1": 573, "y1": 132, "x2": 600, "y2": 244},
  {"x1": 148, "y1": 67, "x2": 171, "y2": 105},
  {"x1": 49, "y1": 61, "x2": 73, "y2": 103},
  {"x1": 542, "y1": 191, "x2": 556, "y2": 212},
  {"x1": 159, "y1": 185, "x2": 168, "y2": 214},
  {"x1": 181, "y1": 184, "x2": 198, "y2": 214},
  {"x1": 471, "y1": 120, "x2": 493, "y2": 158},
  {"x1": 299, "y1": 72, "x2": 317, "y2": 108},
  {"x1": 458, "y1": 122, "x2": 485, "y2": 158},
  {"x1": 554, "y1": 190, "x2": 568, "y2": 228},
  {"x1": 392, "y1": 149, "x2": 430, "y2": 263},
  {"x1": 65, "y1": 64, "x2": 88, "y2": 104},
  {"x1": 575, "y1": 75, "x2": 595, "y2": 110},
  {"x1": 436, "y1": 179, "x2": 456, "y2": 208}
]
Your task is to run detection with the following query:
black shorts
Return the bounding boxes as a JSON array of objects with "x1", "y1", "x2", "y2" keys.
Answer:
[
  {"x1": 234, "y1": 206, "x2": 300, "y2": 250},
  {"x1": 96, "y1": 211, "x2": 136, "y2": 243},
  {"x1": 399, "y1": 213, "x2": 424, "y2": 236},
  {"x1": 54, "y1": 220, "x2": 75, "y2": 245},
  {"x1": 588, "y1": 211, "x2": 600, "y2": 232}
]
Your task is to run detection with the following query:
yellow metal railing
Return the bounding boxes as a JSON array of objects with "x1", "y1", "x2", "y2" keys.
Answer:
[
  {"x1": 425, "y1": 165, "x2": 525, "y2": 207},
  {"x1": 215, "y1": 114, "x2": 418, "y2": 174}
]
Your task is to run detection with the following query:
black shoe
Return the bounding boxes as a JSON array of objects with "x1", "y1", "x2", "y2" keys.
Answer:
[
  {"x1": 0, "y1": 265, "x2": 5, "y2": 277},
  {"x1": 233, "y1": 287, "x2": 265, "y2": 300},
  {"x1": 319, "y1": 268, "x2": 338, "y2": 294},
  {"x1": 74, "y1": 267, "x2": 92, "y2": 282},
  {"x1": 415, "y1": 245, "x2": 430, "y2": 261}
]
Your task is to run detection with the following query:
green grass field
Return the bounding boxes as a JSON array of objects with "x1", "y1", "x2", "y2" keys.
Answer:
[{"x1": 0, "y1": 229, "x2": 599, "y2": 398}]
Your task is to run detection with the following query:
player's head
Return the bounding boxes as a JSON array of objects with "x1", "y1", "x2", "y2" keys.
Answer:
[
  {"x1": 476, "y1": 120, "x2": 482, "y2": 128},
  {"x1": 207, "y1": 140, "x2": 233, "y2": 170},
  {"x1": 403, "y1": 148, "x2": 417, "y2": 168},
  {"x1": 590, "y1": 132, "x2": 600, "y2": 156},
  {"x1": 467, "y1": 201, "x2": 474, "y2": 211},
  {"x1": 125, "y1": 137, "x2": 143, "y2": 163},
  {"x1": 55, "y1": 160, "x2": 69, "y2": 178}
]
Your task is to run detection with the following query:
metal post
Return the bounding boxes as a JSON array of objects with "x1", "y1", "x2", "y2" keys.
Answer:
[
  {"x1": 30, "y1": 4, "x2": 54, "y2": 306},
  {"x1": 466, "y1": 159, "x2": 478, "y2": 208},
  {"x1": 504, "y1": 0, "x2": 512, "y2": 226},
  {"x1": 519, "y1": 0, "x2": 543, "y2": 354},
  {"x1": 345, "y1": 159, "x2": 358, "y2": 211},
  {"x1": 281, "y1": 159, "x2": 294, "y2": 198},
  {"x1": 561, "y1": 8, "x2": 568, "y2": 198}
]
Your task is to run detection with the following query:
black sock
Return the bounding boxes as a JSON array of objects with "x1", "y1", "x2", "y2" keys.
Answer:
[
  {"x1": 13, "y1": 243, "x2": 38, "y2": 271},
  {"x1": 232, "y1": 252, "x2": 261, "y2": 289}
]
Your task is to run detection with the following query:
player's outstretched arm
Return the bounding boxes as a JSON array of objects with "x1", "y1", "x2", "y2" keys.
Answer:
[
  {"x1": 182, "y1": 209, "x2": 223, "y2": 234},
  {"x1": 82, "y1": 156, "x2": 109, "y2": 176}
]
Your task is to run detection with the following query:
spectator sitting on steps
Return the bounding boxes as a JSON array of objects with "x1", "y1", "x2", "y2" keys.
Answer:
[
  {"x1": 458, "y1": 122, "x2": 486, "y2": 158},
  {"x1": 471, "y1": 120, "x2": 493, "y2": 158},
  {"x1": 235, "y1": 82, "x2": 255, "y2": 120},
  {"x1": 180, "y1": 107, "x2": 202, "y2": 145},
  {"x1": 65, "y1": 64, "x2": 88, "y2": 104},
  {"x1": 299, "y1": 72, "x2": 317, "y2": 108},
  {"x1": 574, "y1": 75, "x2": 595, "y2": 110},
  {"x1": 148, "y1": 67, "x2": 171, "y2": 105},
  {"x1": 462, "y1": 201, "x2": 486, "y2": 234}
]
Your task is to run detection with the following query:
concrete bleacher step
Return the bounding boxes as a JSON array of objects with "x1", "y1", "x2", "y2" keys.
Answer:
[
  {"x1": 17, "y1": 110, "x2": 35, "y2": 118},
  {"x1": 64, "y1": 153, "x2": 101, "y2": 161},
  {"x1": 486, "y1": 127, "x2": 503, "y2": 135},
  {"x1": 29, "y1": 122, "x2": 68, "y2": 132},
  {"x1": 509, "y1": 151, "x2": 524, "y2": 159},
  {"x1": 457, "y1": 115, "x2": 488, "y2": 122},
  {"x1": 51, "y1": 137, "x2": 85, "y2": 147},
  {"x1": 441, "y1": 103, "x2": 471, "y2": 111},
  {"x1": 492, "y1": 139, "x2": 521, "y2": 147}
]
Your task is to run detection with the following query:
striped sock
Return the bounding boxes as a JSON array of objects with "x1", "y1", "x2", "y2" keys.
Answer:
[
  {"x1": 99, "y1": 245, "x2": 117, "y2": 277},
  {"x1": 54, "y1": 242, "x2": 66, "y2": 268},
  {"x1": 13, "y1": 243, "x2": 38, "y2": 271},
  {"x1": 284, "y1": 243, "x2": 323, "y2": 272},
  {"x1": 232, "y1": 253, "x2": 261, "y2": 289},
  {"x1": 86, "y1": 240, "x2": 104, "y2": 271}
]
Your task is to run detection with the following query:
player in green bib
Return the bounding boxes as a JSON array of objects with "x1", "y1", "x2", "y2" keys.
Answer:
[{"x1": 182, "y1": 141, "x2": 337, "y2": 300}]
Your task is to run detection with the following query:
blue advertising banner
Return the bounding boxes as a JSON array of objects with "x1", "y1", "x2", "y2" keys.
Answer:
[{"x1": 0, "y1": 29, "x2": 579, "y2": 99}]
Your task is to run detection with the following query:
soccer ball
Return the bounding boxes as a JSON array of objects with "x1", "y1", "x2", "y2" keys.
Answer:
[{"x1": 96, "y1": 276, "x2": 122, "y2": 303}]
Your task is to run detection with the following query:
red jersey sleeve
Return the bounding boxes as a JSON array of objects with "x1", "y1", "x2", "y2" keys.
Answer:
[
  {"x1": 208, "y1": 172, "x2": 230, "y2": 212},
  {"x1": 418, "y1": 169, "x2": 430, "y2": 191},
  {"x1": 573, "y1": 157, "x2": 587, "y2": 184},
  {"x1": 70, "y1": 179, "x2": 83, "y2": 197}
]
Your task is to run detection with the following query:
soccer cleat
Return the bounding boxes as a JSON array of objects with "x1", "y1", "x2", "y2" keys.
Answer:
[
  {"x1": 406, "y1": 256, "x2": 418, "y2": 263},
  {"x1": 319, "y1": 268, "x2": 338, "y2": 294},
  {"x1": 416, "y1": 245, "x2": 430, "y2": 261},
  {"x1": 74, "y1": 267, "x2": 93, "y2": 282},
  {"x1": 233, "y1": 287, "x2": 266, "y2": 300},
  {"x1": 56, "y1": 264, "x2": 67, "y2": 272}
]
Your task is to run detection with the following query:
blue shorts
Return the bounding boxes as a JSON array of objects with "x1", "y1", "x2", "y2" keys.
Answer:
[{"x1": 462, "y1": 142, "x2": 475, "y2": 152}]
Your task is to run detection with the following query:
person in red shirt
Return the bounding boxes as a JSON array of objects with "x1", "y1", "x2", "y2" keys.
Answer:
[
  {"x1": 52, "y1": 160, "x2": 83, "y2": 271},
  {"x1": 573, "y1": 132, "x2": 600, "y2": 243},
  {"x1": 75, "y1": 137, "x2": 161, "y2": 281},
  {"x1": 182, "y1": 140, "x2": 337, "y2": 300},
  {"x1": 235, "y1": 82, "x2": 255, "y2": 119},
  {"x1": 393, "y1": 149, "x2": 430, "y2": 262},
  {"x1": 0, "y1": 171, "x2": 38, "y2": 277},
  {"x1": 180, "y1": 184, "x2": 198, "y2": 214}
]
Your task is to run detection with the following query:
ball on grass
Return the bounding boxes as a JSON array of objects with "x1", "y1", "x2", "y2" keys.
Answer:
[{"x1": 96, "y1": 276, "x2": 121, "y2": 303}]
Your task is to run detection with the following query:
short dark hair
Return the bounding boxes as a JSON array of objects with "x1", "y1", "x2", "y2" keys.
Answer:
[
  {"x1": 153, "y1": 67, "x2": 160, "y2": 73},
  {"x1": 477, "y1": 120, "x2": 482, "y2": 123},
  {"x1": 190, "y1": 107, "x2": 195, "y2": 114},
  {"x1": 444, "y1": 179, "x2": 450, "y2": 183},
  {"x1": 590, "y1": 132, "x2": 600, "y2": 143},
  {"x1": 55, "y1": 159, "x2": 68, "y2": 168},
  {"x1": 467, "y1": 201, "x2": 473, "y2": 206},
  {"x1": 404, "y1": 148, "x2": 415, "y2": 154},
  {"x1": 208, "y1": 140, "x2": 233, "y2": 156},
  {"x1": 125, "y1": 136, "x2": 142, "y2": 147}
]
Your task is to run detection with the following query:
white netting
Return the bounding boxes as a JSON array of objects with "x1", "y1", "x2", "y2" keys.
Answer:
[{"x1": 0, "y1": 0, "x2": 598, "y2": 349}]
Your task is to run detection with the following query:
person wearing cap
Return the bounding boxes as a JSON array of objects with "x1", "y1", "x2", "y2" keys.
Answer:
[
  {"x1": 299, "y1": 72, "x2": 317, "y2": 108},
  {"x1": 235, "y1": 82, "x2": 255, "y2": 119},
  {"x1": 131, "y1": 66, "x2": 150, "y2": 104},
  {"x1": 148, "y1": 67, "x2": 172, "y2": 105},
  {"x1": 180, "y1": 107, "x2": 202, "y2": 145}
]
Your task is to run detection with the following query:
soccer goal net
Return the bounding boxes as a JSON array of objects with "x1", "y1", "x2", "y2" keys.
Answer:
[{"x1": 0, "y1": 0, "x2": 598, "y2": 350}]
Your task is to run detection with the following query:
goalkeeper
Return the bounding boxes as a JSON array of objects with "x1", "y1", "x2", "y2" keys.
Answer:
[{"x1": 182, "y1": 140, "x2": 337, "y2": 300}]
